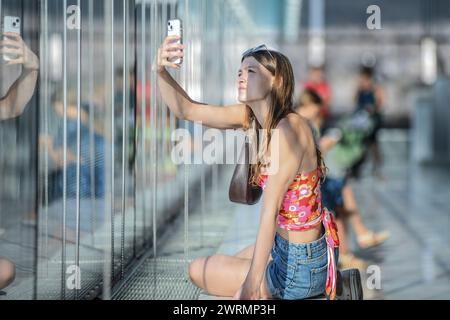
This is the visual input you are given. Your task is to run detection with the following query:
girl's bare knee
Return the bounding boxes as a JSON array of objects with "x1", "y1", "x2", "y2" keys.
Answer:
[
  {"x1": 188, "y1": 259, "x2": 198, "y2": 283},
  {"x1": 188, "y1": 257, "x2": 207, "y2": 287},
  {"x1": 0, "y1": 259, "x2": 16, "y2": 289}
]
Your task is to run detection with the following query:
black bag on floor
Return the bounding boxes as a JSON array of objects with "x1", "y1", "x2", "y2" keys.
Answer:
[{"x1": 335, "y1": 268, "x2": 364, "y2": 300}]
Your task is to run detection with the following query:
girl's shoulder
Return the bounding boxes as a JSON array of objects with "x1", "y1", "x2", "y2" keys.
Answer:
[
  {"x1": 279, "y1": 113, "x2": 312, "y2": 137},
  {"x1": 278, "y1": 112, "x2": 305, "y2": 128},
  {"x1": 275, "y1": 113, "x2": 311, "y2": 151}
]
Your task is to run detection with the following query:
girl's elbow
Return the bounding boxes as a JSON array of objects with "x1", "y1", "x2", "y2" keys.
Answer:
[
  {"x1": 176, "y1": 110, "x2": 186, "y2": 121},
  {"x1": 178, "y1": 108, "x2": 190, "y2": 121},
  {"x1": 180, "y1": 102, "x2": 195, "y2": 121}
]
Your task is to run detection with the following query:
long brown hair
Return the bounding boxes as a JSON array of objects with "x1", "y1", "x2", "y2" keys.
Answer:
[{"x1": 241, "y1": 50, "x2": 326, "y2": 186}]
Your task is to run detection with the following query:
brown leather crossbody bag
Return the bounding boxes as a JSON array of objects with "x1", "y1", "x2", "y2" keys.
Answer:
[{"x1": 228, "y1": 121, "x2": 263, "y2": 205}]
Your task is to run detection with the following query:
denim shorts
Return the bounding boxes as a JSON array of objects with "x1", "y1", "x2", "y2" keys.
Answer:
[{"x1": 265, "y1": 230, "x2": 338, "y2": 300}]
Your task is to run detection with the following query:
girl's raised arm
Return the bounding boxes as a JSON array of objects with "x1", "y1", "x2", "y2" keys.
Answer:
[{"x1": 156, "y1": 36, "x2": 246, "y2": 130}]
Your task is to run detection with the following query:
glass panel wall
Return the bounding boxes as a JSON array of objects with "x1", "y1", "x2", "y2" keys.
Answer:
[{"x1": 1, "y1": 0, "x2": 250, "y2": 300}]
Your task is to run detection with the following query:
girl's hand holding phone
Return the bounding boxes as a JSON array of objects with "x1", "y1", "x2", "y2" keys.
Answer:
[
  {"x1": 156, "y1": 35, "x2": 185, "y2": 72},
  {"x1": 0, "y1": 32, "x2": 39, "y2": 70}
]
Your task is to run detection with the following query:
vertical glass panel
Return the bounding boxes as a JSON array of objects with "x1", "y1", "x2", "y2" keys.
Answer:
[
  {"x1": 35, "y1": 0, "x2": 137, "y2": 299},
  {"x1": 0, "y1": 0, "x2": 259, "y2": 300}
]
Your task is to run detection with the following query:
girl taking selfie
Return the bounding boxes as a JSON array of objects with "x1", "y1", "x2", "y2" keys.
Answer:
[{"x1": 155, "y1": 35, "x2": 339, "y2": 300}]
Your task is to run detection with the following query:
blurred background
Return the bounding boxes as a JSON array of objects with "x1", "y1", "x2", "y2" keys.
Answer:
[{"x1": 0, "y1": 0, "x2": 449, "y2": 300}]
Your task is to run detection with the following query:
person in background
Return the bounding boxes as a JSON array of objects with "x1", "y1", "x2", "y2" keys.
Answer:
[
  {"x1": 41, "y1": 88, "x2": 106, "y2": 204},
  {"x1": 0, "y1": 33, "x2": 39, "y2": 291},
  {"x1": 303, "y1": 65, "x2": 332, "y2": 129},
  {"x1": 352, "y1": 66, "x2": 385, "y2": 179},
  {"x1": 296, "y1": 89, "x2": 389, "y2": 270}
]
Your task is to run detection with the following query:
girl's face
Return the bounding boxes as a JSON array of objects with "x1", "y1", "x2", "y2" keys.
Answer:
[{"x1": 237, "y1": 56, "x2": 274, "y2": 104}]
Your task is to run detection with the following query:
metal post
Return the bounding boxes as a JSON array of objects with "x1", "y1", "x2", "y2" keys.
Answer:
[
  {"x1": 120, "y1": 0, "x2": 129, "y2": 280},
  {"x1": 74, "y1": 0, "x2": 82, "y2": 300},
  {"x1": 88, "y1": 0, "x2": 96, "y2": 248},
  {"x1": 61, "y1": 0, "x2": 68, "y2": 300},
  {"x1": 140, "y1": 0, "x2": 147, "y2": 251},
  {"x1": 110, "y1": 0, "x2": 116, "y2": 281}
]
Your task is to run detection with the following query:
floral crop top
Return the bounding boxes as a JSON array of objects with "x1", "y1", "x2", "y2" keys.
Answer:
[{"x1": 258, "y1": 168, "x2": 323, "y2": 231}]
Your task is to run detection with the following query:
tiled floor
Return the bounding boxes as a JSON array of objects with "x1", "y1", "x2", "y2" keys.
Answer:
[
  {"x1": 112, "y1": 165, "x2": 240, "y2": 300},
  {"x1": 351, "y1": 130, "x2": 450, "y2": 299}
]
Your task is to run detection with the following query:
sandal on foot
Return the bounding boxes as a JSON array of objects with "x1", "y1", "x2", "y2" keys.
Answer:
[{"x1": 357, "y1": 230, "x2": 390, "y2": 249}]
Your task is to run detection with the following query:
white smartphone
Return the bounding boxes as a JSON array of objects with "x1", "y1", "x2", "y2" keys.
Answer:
[
  {"x1": 3, "y1": 16, "x2": 21, "y2": 62},
  {"x1": 167, "y1": 19, "x2": 182, "y2": 65}
]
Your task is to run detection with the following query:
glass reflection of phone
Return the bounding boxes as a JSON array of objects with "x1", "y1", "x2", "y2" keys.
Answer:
[
  {"x1": 167, "y1": 19, "x2": 182, "y2": 65},
  {"x1": 2, "y1": 16, "x2": 21, "y2": 62}
]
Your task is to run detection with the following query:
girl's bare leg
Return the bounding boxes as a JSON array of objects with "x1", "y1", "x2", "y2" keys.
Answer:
[
  {"x1": 234, "y1": 243, "x2": 272, "y2": 260},
  {"x1": 0, "y1": 258, "x2": 16, "y2": 290},
  {"x1": 188, "y1": 254, "x2": 273, "y2": 298}
]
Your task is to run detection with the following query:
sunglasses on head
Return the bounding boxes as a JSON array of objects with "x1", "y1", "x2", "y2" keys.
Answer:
[{"x1": 242, "y1": 44, "x2": 275, "y2": 61}]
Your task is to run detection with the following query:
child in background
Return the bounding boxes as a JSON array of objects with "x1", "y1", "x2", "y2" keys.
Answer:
[{"x1": 296, "y1": 89, "x2": 389, "y2": 270}]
